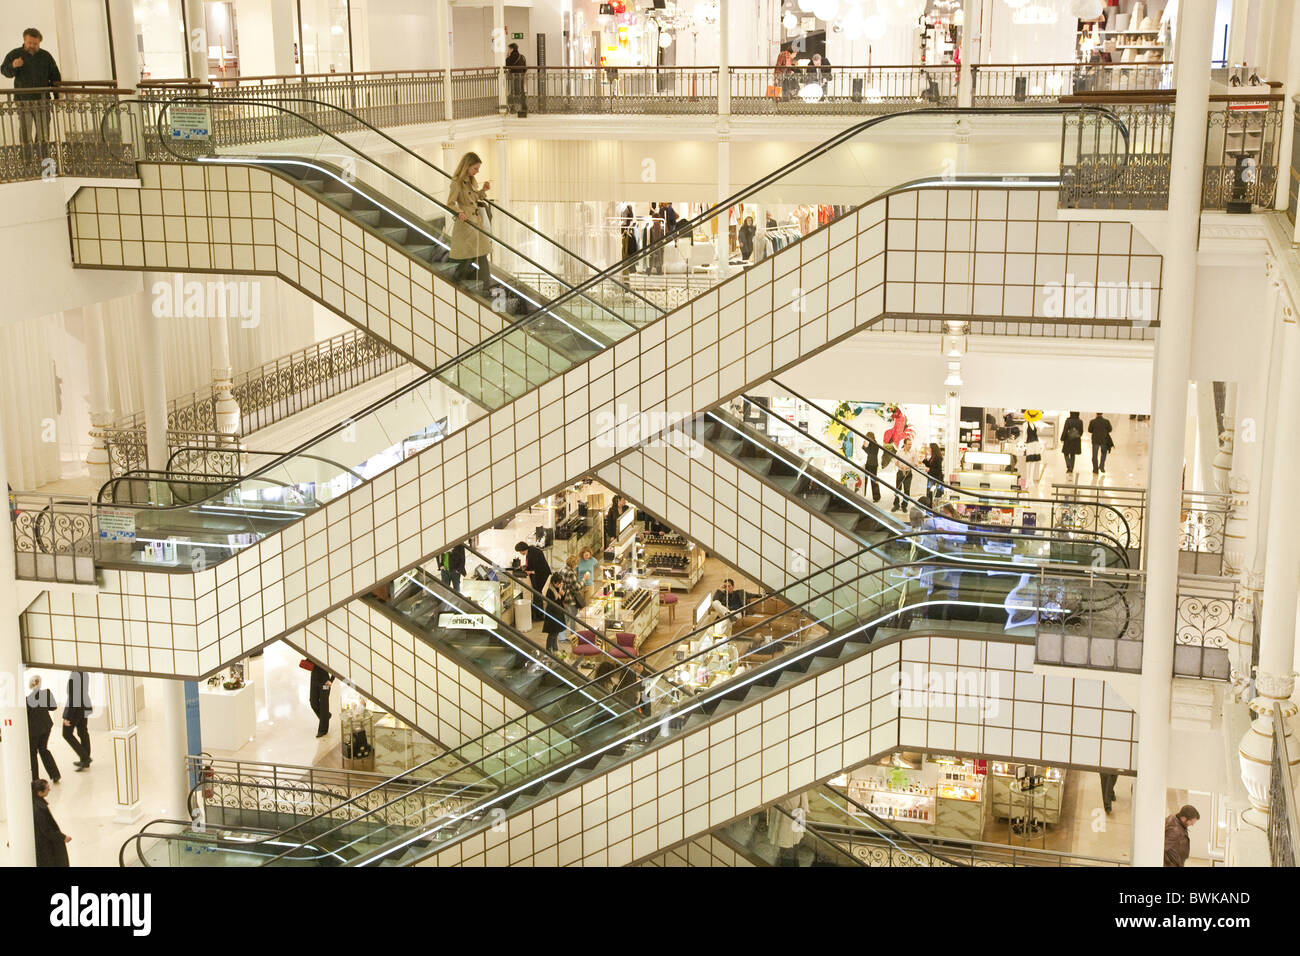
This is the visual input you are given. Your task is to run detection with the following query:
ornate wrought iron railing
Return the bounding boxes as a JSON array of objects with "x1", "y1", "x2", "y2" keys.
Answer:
[
  {"x1": 1179, "y1": 489, "x2": 1230, "y2": 575},
  {"x1": 186, "y1": 755, "x2": 492, "y2": 833},
  {"x1": 973, "y1": 62, "x2": 1170, "y2": 104},
  {"x1": 1269, "y1": 720, "x2": 1300, "y2": 867},
  {"x1": 1051, "y1": 483, "x2": 1147, "y2": 554},
  {"x1": 730, "y1": 64, "x2": 950, "y2": 114},
  {"x1": 1173, "y1": 574, "x2": 1235, "y2": 681},
  {"x1": 1033, "y1": 564, "x2": 1146, "y2": 673},
  {"x1": 105, "y1": 329, "x2": 404, "y2": 477},
  {"x1": 10, "y1": 491, "x2": 96, "y2": 584},
  {"x1": 0, "y1": 84, "x2": 137, "y2": 183},
  {"x1": 1059, "y1": 93, "x2": 1284, "y2": 211},
  {"x1": 518, "y1": 65, "x2": 718, "y2": 115}
]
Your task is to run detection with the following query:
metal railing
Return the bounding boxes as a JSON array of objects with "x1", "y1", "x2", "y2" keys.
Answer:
[
  {"x1": 1051, "y1": 483, "x2": 1147, "y2": 554},
  {"x1": 1060, "y1": 93, "x2": 1285, "y2": 211},
  {"x1": 1270, "y1": 720, "x2": 1300, "y2": 867},
  {"x1": 974, "y1": 62, "x2": 1170, "y2": 104},
  {"x1": 0, "y1": 83, "x2": 137, "y2": 183},
  {"x1": 516, "y1": 65, "x2": 718, "y2": 115},
  {"x1": 1173, "y1": 575, "x2": 1234, "y2": 681},
  {"x1": 1179, "y1": 489, "x2": 1231, "y2": 575},
  {"x1": 105, "y1": 329, "x2": 404, "y2": 476},
  {"x1": 1033, "y1": 564, "x2": 1146, "y2": 673},
  {"x1": 10, "y1": 491, "x2": 96, "y2": 584},
  {"x1": 448, "y1": 67, "x2": 500, "y2": 119}
]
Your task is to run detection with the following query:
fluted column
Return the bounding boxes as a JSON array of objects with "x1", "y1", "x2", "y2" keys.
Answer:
[
  {"x1": 82, "y1": 303, "x2": 114, "y2": 483},
  {"x1": 716, "y1": 131, "x2": 731, "y2": 280},
  {"x1": 106, "y1": 675, "x2": 143, "y2": 823},
  {"x1": 209, "y1": 303, "x2": 240, "y2": 437}
]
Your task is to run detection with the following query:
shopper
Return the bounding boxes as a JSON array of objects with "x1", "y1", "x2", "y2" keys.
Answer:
[
  {"x1": 863, "y1": 430, "x2": 882, "y2": 502},
  {"x1": 1098, "y1": 772, "x2": 1118, "y2": 814},
  {"x1": 711, "y1": 578, "x2": 749, "y2": 615},
  {"x1": 447, "y1": 152, "x2": 493, "y2": 289},
  {"x1": 1089, "y1": 411, "x2": 1114, "y2": 475},
  {"x1": 576, "y1": 546, "x2": 599, "y2": 605},
  {"x1": 738, "y1": 215, "x2": 756, "y2": 262},
  {"x1": 2, "y1": 28, "x2": 61, "y2": 159},
  {"x1": 539, "y1": 572, "x2": 568, "y2": 653},
  {"x1": 1061, "y1": 411, "x2": 1085, "y2": 476},
  {"x1": 26, "y1": 675, "x2": 59, "y2": 783},
  {"x1": 604, "y1": 494, "x2": 627, "y2": 544},
  {"x1": 647, "y1": 202, "x2": 665, "y2": 274},
  {"x1": 891, "y1": 437, "x2": 917, "y2": 513},
  {"x1": 558, "y1": 553, "x2": 583, "y2": 610},
  {"x1": 505, "y1": 42, "x2": 527, "y2": 117},
  {"x1": 774, "y1": 47, "x2": 797, "y2": 100},
  {"x1": 308, "y1": 663, "x2": 333, "y2": 738},
  {"x1": 439, "y1": 542, "x2": 466, "y2": 593},
  {"x1": 515, "y1": 540, "x2": 551, "y2": 621},
  {"x1": 768, "y1": 790, "x2": 809, "y2": 865},
  {"x1": 31, "y1": 779, "x2": 70, "y2": 867},
  {"x1": 62, "y1": 670, "x2": 92, "y2": 770},
  {"x1": 810, "y1": 52, "x2": 832, "y2": 91},
  {"x1": 1163, "y1": 804, "x2": 1199, "y2": 867},
  {"x1": 924, "y1": 442, "x2": 945, "y2": 500},
  {"x1": 661, "y1": 201, "x2": 680, "y2": 234}
]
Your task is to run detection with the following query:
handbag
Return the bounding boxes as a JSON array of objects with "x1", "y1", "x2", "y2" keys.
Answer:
[
  {"x1": 765, "y1": 84, "x2": 782, "y2": 98},
  {"x1": 298, "y1": 659, "x2": 315, "y2": 671}
]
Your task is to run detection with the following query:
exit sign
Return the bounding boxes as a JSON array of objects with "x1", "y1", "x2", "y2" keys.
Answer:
[{"x1": 512, "y1": 32, "x2": 524, "y2": 39}]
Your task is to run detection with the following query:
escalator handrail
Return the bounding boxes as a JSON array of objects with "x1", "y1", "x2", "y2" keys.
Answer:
[
  {"x1": 168, "y1": 446, "x2": 368, "y2": 483},
  {"x1": 819, "y1": 781, "x2": 968, "y2": 866},
  {"x1": 258, "y1": 538, "x2": 1134, "y2": 865},
  {"x1": 502, "y1": 105, "x2": 1131, "y2": 328},
  {"x1": 119, "y1": 816, "x2": 334, "y2": 867},
  {"x1": 96, "y1": 469, "x2": 297, "y2": 505},
  {"x1": 759, "y1": 801, "x2": 869, "y2": 867},
  {"x1": 767, "y1": 378, "x2": 1137, "y2": 551},
  {"x1": 135, "y1": 95, "x2": 657, "y2": 330},
  {"x1": 134, "y1": 89, "x2": 612, "y2": 282},
  {"x1": 714, "y1": 398, "x2": 1130, "y2": 564}
]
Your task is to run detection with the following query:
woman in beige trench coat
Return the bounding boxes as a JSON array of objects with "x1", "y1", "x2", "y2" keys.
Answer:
[{"x1": 447, "y1": 151, "x2": 493, "y2": 286}]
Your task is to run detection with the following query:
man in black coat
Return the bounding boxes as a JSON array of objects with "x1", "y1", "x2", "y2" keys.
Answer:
[
  {"x1": 62, "y1": 671, "x2": 92, "y2": 770},
  {"x1": 439, "y1": 542, "x2": 467, "y2": 593},
  {"x1": 2, "y1": 28, "x2": 61, "y2": 157},
  {"x1": 32, "y1": 779, "x2": 70, "y2": 866},
  {"x1": 515, "y1": 540, "x2": 551, "y2": 623},
  {"x1": 1088, "y1": 412, "x2": 1114, "y2": 475},
  {"x1": 26, "y1": 675, "x2": 60, "y2": 783},
  {"x1": 309, "y1": 664, "x2": 333, "y2": 738},
  {"x1": 505, "y1": 42, "x2": 527, "y2": 116}
]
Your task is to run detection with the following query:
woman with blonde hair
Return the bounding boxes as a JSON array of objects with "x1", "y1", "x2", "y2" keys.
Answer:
[{"x1": 447, "y1": 151, "x2": 493, "y2": 287}]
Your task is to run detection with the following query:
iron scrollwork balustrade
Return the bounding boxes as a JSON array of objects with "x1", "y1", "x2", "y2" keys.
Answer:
[
  {"x1": 10, "y1": 493, "x2": 96, "y2": 584},
  {"x1": 1269, "y1": 720, "x2": 1299, "y2": 868},
  {"x1": 1179, "y1": 491, "x2": 1230, "y2": 575},
  {"x1": 0, "y1": 89, "x2": 137, "y2": 184},
  {"x1": 1033, "y1": 567, "x2": 1146, "y2": 673},
  {"x1": 1172, "y1": 577, "x2": 1235, "y2": 681}
]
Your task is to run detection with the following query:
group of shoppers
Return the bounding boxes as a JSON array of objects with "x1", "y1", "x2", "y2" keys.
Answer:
[
  {"x1": 1060, "y1": 411, "x2": 1115, "y2": 476},
  {"x1": 773, "y1": 48, "x2": 832, "y2": 99}
]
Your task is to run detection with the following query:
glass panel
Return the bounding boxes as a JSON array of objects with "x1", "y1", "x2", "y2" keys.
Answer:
[{"x1": 296, "y1": 0, "x2": 352, "y2": 75}]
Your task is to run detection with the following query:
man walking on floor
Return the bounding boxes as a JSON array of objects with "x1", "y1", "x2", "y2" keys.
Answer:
[
  {"x1": 62, "y1": 670, "x2": 92, "y2": 771},
  {"x1": 1088, "y1": 411, "x2": 1114, "y2": 475}
]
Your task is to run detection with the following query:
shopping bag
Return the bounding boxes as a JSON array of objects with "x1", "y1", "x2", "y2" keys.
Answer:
[{"x1": 765, "y1": 84, "x2": 782, "y2": 98}]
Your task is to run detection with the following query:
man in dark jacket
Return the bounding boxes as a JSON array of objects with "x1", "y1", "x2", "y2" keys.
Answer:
[
  {"x1": 1061, "y1": 412, "x2": 1085, "y2": 476},
  {"x1": 505, "y1": 42, "x2": 527, "y2": 116},
  {"x1": 515, "y1": 540, "x2": 550, "y2": 622},
  {"x1": 32, "y1": 779, "x2": 70, "y2": 866},
  {"x1": 1088, "y1": 412, "x2": 1114, "y2": 475},
  {"x1": 1163, "y1": 804, "x2": 1199, "y2": 867},
  {"x1": 308, "y1": 663, "x2": 333, "y2": 738},
  {"x1": 604, "y1": 495, "x2": 627, "y2": 544},
  {"x1": 26, "y1": 675, "x2": 60, "y2": 783},
  {"x1": 62, "y1": 670, "x2": 92, "y2": 770},
  {"x1": 439, "y1": 543, "x2": 467, "y2": 593},
  {"x1": 2, "y1": 28, "x2": 61, "y2": 156}
]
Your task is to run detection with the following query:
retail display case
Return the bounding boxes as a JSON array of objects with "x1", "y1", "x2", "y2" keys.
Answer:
[
  {"x1": 340, "y1": 704, "x2": 376, "y2": 772},
  {"x1": 638, "y1": 531, "x2": 704, "y2": 590},
  {"x1": 987, "y1": 762, "x2": 1065, "y2": 825},
  {"x1": 836, "y1": 755, "x2": 987, "y2": 841}
]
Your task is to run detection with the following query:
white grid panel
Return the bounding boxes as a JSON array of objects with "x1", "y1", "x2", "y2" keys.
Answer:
[
  {"x1": 416, "y1": 635, "x2": 1136, "y2": 867},
  {"x1": 67, "y1": 163, "x2": 517, "y2": 370},
  {"x1": 597, "y1": 437, "x2": 865, "y2": 592},
  {"x1": 291, "y1": 598, "x2": 531, "y2": 751},
  {"x1": 639, "y1": 835, "x2": 754, "y2": 867},
  {"x1": 26, "y1": 190, "x2": 1157, "y2": 681}
]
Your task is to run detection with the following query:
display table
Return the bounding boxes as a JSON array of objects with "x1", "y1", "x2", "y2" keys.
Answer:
[
  {"x1": 461, "y1": 577, "x2": 517, "y2": 627},
  {"x1": 198, "y1": 681, "x2": 256, "y2": 751},
  {"x1": 952, "y1": 469, "x2": 1021, "y2": 493},
  {"x1": 578, "y1": 585, "x2": 660, "y2": 648},
  {"x1": 986, "y1": 763, "x2": 1065, "y2": 825}
]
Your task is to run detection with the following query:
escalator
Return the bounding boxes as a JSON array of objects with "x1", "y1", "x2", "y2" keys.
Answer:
[
  {"x1": 120, "y1": 521, "x2": 1138, "y2": 867},
  {"x1": 36, "y1": 105, "x2": 1138, "y2": 683},
  {"x1": 687, "y1": 391, "x2": 1131, "y2": 569}
]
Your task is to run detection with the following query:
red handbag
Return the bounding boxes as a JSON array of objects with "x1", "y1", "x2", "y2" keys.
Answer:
[{"x1": 298, "y1": 659, "x2": 315, "y2": 671}]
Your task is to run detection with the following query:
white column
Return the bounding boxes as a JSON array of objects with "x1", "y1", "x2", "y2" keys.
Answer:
[
  {"x1": 209, "y1": 306, "x2": 240, "y2": 437},
  {"x1": 718, "y1": 0, "x2": 730, "y2": 118},
  {"x1": 440, "y1": 0, "x2": 455, "y2": 125},
  {"x1": 958, "y1": 0, "x2": 983, "y2": 109},
  {"x1": 157, "y1": 679, "x2": 189, "y2": 820},
  {"x1": 441, "y1": 140, "x2": 457, "y2": 175},
  {"x1": 1278, "y1": 6, "x2": 1300, "y2": 221},
  {"x1": 1212, "y1": 384, "x2": 1236, "y2": 494},
  {"x1": 1132, "y1": 0, "x2": 1216, "y2": 868},
  {"x1": 1238, "y1": 296, "x2": 1300, "y2": 828},
  {"x1": 494, "y1": 132, "x2": 510, "y2": 207},
  {"x1": 51, "y1": 0, "x2": 80, "y2": 79},
  {"x1": 83, "y1": 304, "x2": 113, "y2": 483},
  {"x1": 106, "y1": 0, "x2": 141, "y2": 87},
  {"x1": 1194, "y1": 381, "x2": 1220, "y2": 491},
  {"x1": 716, "y1": 132, "x2": 731, "y2": 280},
  {"x1": 494, "y1": 0, "x2": 507, "y2": 112},
  {"x1": 183, "y1": 0, "x2": 207, "y2": 80},
  {"x1": 140, "y1": 287, "x2": 170, "y2": 471},
  {"x1": 269, "y1": 0, "x2": 298, "y2": 76},
  {"x1": 0, "y1": 412, "x2": 36, "y2": 864},
  {"x1": 106, "y1": 675, "x2": 143, "y2": 823},
  {"x1": 1229, "y1": 0, "x2": 1251, "y2": 67},
  {"x1": 944, "y1": 389, "x2": 961, "y2": 480}
]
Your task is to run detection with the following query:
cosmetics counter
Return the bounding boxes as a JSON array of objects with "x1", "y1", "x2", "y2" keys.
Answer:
[
  {"x1": 637, "y1": 531, "x2": 704, "y2": 590},
  {"x1": 828, "y1": 755, "x2": 987, "y2": 842},
  {"x1": 578, "y1": 582, "x2": 661, "y2": 648}
]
